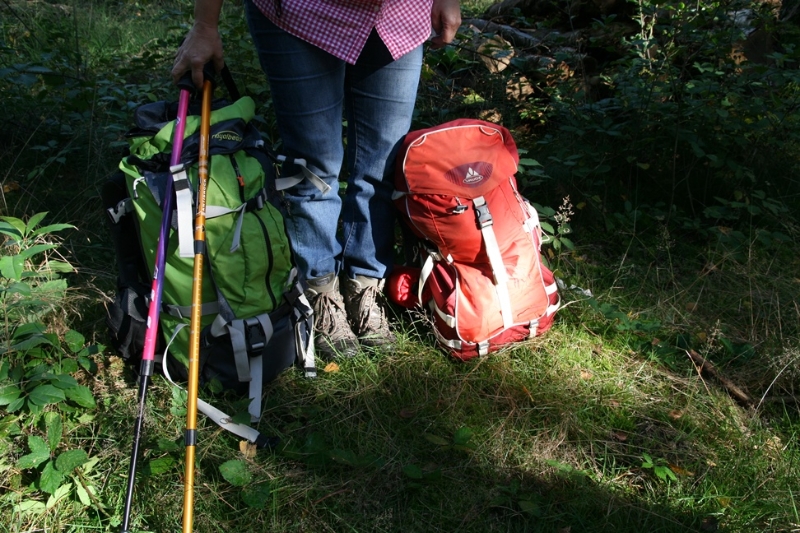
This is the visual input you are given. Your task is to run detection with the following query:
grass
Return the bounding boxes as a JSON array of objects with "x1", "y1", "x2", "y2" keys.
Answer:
[{"x1": 2, "y1": 0, "x2": 800, "y2": 531}]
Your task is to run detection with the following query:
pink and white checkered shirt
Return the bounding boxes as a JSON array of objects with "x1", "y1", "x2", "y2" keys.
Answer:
[{"x1": 251, "y1": 0, "x2": 435, "y2": 64}]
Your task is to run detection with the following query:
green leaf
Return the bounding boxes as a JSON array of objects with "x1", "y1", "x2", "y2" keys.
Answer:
[
  {"x1": 46, "y1": 260, "x2": 75, "y2": 273},
  {"x1": 51, "y1": 374, "x2": 79, "y2": 389},
  {"x1": 157, "y1": 438, "x2": 180, "y2": 452},
  {"x1": 546, "y1": 459, "x2": 576, "y2": 473},
  {"x1": 145, "y1": 456, "x2": 175, "y2": 476},
  {"x1": 18, "y1": 436, "x2": 51, "y2": 469},
  {"x1": 425, "y1": 433, "x2": 450, "y2": 446},
  {"x1": 329, "y1": 448, "x2": 358, "y2": 466},
  {"x1": 28, "y1": 384, "x2": 65, "y2": 406},
  {"x1": 403, "y1": 464, "x2": 424, "y2": 479},
  {"x1": 559, "y1": 237, "x2": 575, "y2": 250},
  {"x1": 219, "y1": 460, "x2": 251, "y2": 487},
  {"x1": 55, "y1": 449, "x2": 89, "y2": 473},
  {"x1": 6, "y1": 396, "x2": 25, "y2": 413},
  {"x1": 75, "y1": 479, "x2": 92, "y2": 506},
  {"x1": 424, "y1": 434, "x2": 450, "y2": 446},
  {"x1": 518, "y1": 499, "x2": 542, "y2": 516},
  {"x1": 0, "y1": 415, "x2": 21, "y2": 438},
  {"x1": 25, "y1": 212, "x2": 49, "y2": 233},
  {"x1": 31, "y1": 223, "x2": 75, "y2": 237},
  {"x1": 170, "y1": 387, "x2": 187, "y2": 418},
  {"x1": 19, "y1": 243, "x2": 57, "y2": 260},
  {"x1": 5, "y1": 281, "x2": 32, "y2": 296},
  {"x1": 11, "y1": 334, "x2": 53, "y2": 352},
  {"x1": 0, "y1": 254, "x2": 25, "y2": 281},
  {"x1": 12, "y1": 322, "x2": 47, "y2": 339},
  {"x1": 78, "y1": 356, "x2": 97, "y2": 373},
  {"x1": 231, "y1": 410, "x2": 251, "y2": 425},
  {"x1": 64, "y1": 385, "x2": 96, "y2": 408},
  {"x1": 64, "y1": 330, "x2": 85, "y2": 353},
  {"x1": 59, "y1": 359, "x2": 79, "y2": 375},
  {"x1": 0, "y1": 384, "x2": 22, "y2": 406},
  {"x1": 0, "y1": 217, "x2": 25, "y2": 239},
  {"x1": 45, "y1": 412, "x2": 63, "y2": 452},
  {"x1": 14, "y1": 500, "x2": 46, "y2": 516},
  {"x1": 81, "y1": 457, "x2": 100, "y2": 475},
  {"x1": 39, "y1": 460, "x2": 65, "y2": 494},
  {"x1": 453, "y1": 427, "x2": 474, "y2": 446},
  {"x1": 241, "y1": 481, "x2": 272, "y2": 509},
  {"x1": 46, "y1": 481, "x2": 73, "y2": 509}
]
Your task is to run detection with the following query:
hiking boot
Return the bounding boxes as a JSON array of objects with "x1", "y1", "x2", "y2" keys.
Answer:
[
  {"x1": 341, "y1": 275, "x2": 397, "y2": 350},
  {"x1": 305, "y1": 274, "x2": 360, "y2": 359}
]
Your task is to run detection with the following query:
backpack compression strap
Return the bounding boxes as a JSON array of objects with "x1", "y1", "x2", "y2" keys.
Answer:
[
  {"x1": 159, "y1": 338, "x2": 278, "y2": 449},
  {"x1": 159, "y1": 281, "x2": 315, "y2": 448}
]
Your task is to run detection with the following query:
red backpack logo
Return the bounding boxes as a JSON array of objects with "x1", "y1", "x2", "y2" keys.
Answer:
[{"x1": 391, "y1": 119, "x2": 560, "y2": 360}]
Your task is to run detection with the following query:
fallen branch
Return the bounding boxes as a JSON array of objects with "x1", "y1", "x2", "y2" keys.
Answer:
[
  {"x1": 463, "y1": 18, "x2": 544, "y2": 50},
  {"x1": 686, "y1": 350, "x2": 753, "y2": 407}
]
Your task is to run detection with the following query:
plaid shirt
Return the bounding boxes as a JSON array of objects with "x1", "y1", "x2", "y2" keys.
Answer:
[{"x1": 251, "y1": 0, "x2": 434, "y2": 64}]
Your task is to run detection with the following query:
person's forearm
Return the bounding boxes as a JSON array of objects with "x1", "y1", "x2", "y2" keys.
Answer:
[{"x1": 194, "y1": 0, "x2": 224, "y2": 28}]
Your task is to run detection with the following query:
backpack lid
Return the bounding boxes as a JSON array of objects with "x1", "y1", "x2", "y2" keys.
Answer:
[{"x1": 397, "y1": 119, "x2": 519, "y2": 198}]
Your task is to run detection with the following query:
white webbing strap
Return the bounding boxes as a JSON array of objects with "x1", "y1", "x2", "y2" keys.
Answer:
[
  {"x1": 274, "y1": 156, "x2": 331, "y2": 195},
  {"x1": 171, "y1": 164, "x2": 195, "y2": 258},
  {"x1": 528, "y1": 319, "x2": 539, "y2": 338},
  {"x1": 523, "y1": 200, "x2": 541, "y2": 234},
  {"x1": 234, "y1": 314, "x2": 273, "y2": 422},
  {"x1": 431, "y1": 325, "x2": 462, "y2": 351},
  {"x1": 196, "y1": 396, "x2": 263, "y2": 443},
  {"x1": 160, "y1": 337, "x2": 265, "y2": 444},
  {"x1": 546, "y1": 286, "x2": 561, "y2": 316},
  {"x1": 247, "y1": 355, "x2": 263, "y2": 423},
  {"x1": 418, "y1": 254, "x2": 436, "y2": 306},
  {"x1": 428, "y1": 299, "x2": 456, "y2": 328},
  {"x1": 473, "y1": 196, "x2": 514, "y2": 330}
]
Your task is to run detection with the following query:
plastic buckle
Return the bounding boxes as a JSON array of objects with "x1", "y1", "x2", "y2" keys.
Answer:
[
  {"x1": 244, "y1": 317, "x2": 266, "y2": 352},
  {"x1": 475, "y1": 203, "x2": 493, "y2": 228}
]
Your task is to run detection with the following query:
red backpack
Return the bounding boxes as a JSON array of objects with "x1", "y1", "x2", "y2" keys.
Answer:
[{"x1": 390, "y1": 119, "x2": 560, "y2": 360}]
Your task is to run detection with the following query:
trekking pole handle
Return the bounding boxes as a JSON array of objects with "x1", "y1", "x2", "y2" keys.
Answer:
[
  {"x1": 176, "y1": 71, "x2": 195, "y2": 94},
  {"x1": 202, "y1": 61, "x2": 217, "y2": 90}
]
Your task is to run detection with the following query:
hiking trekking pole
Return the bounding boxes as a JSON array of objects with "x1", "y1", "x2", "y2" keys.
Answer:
[
  {"x1": 120, "y1": 76, "x2": 194, "y2": 533},
  {"x1": 182, "y1": 70, "x2": 214, "y2": 533}
]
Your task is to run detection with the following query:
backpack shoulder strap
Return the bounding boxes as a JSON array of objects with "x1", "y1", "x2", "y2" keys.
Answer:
[{"x1": 473, "y1": 196, "x2": 514, "y2": 329}]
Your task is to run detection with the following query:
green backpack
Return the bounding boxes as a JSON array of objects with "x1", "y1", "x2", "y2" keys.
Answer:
[{"x1": 104, "y1": 95, "x2": 322, "y2": 445}]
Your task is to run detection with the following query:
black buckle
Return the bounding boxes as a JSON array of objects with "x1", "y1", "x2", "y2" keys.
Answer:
[
  {"x1": 475, "y1": 203, "x2": 492, "y2": 228},
  {"x1": 244, "y1": 317, "x2": 266, "y2": 352}
]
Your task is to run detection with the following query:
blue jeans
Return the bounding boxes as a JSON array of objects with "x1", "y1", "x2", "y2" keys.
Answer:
[{"x1": 244, "y1": 1, "x2": 423, "y2": 281}]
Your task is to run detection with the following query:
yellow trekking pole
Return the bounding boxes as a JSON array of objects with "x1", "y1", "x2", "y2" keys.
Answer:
[{"x1": 182, "y1": 72, "x2": 213, "y2": 533}]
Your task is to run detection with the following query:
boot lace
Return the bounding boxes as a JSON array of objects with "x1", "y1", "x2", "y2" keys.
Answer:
[
  {"x1": 351, "y1": 285, "x2": 389, "y2": 337},
  {"x1": 311, "y1": 291, "x2": 350, "y2": 339}
]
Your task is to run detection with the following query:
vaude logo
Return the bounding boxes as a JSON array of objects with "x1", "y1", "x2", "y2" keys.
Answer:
[
  {"x1": 212, "y1": 130, "x2": 243, "y2": 143},
  {"x1": 444, "y1": 161, "x2": 493, "y2": 188},
  {"x1": 463, "y1": 167, "x2": 484, "y2": 185}
]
